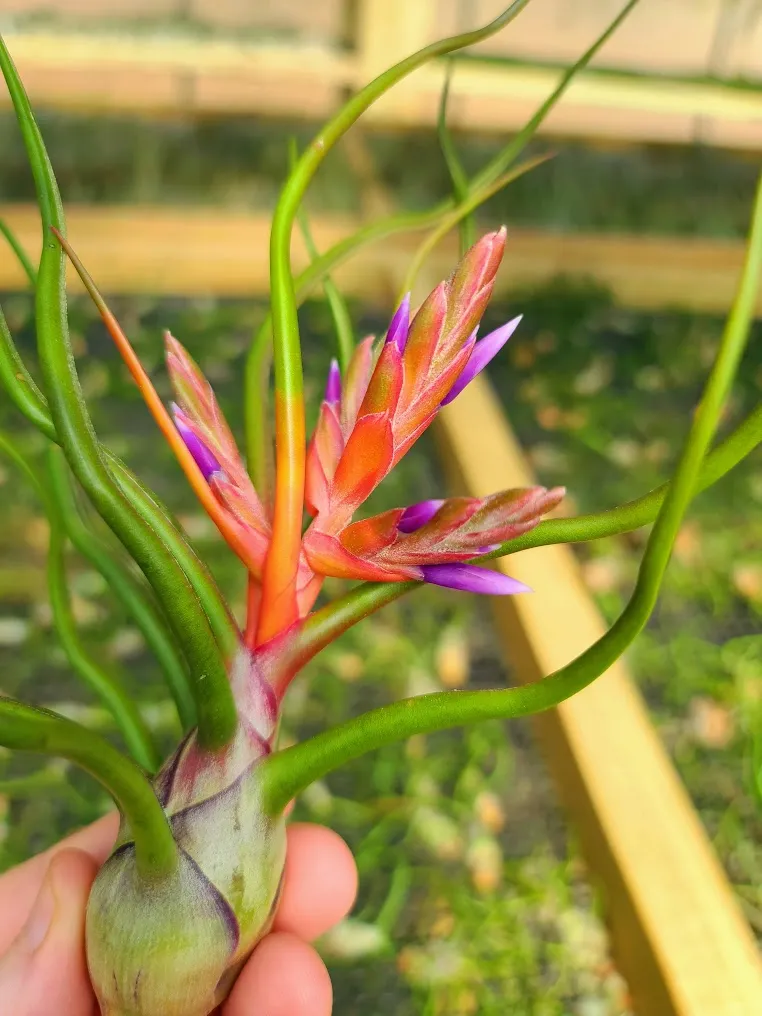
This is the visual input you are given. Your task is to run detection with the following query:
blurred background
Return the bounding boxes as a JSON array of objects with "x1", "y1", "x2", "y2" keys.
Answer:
[{"x1": 1, "y1": 2, "x2": 762, "y2": 1014}]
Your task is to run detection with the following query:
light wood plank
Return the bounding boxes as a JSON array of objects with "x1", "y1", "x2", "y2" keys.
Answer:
[
  {"x1": 1, "y1": 205, "x2": 760, "y2": 318},
  {"x1": 2, "y1": 30, "x2": 762, "y2": 148},
  {"x1": 434, "y1": 376, "x2": 762, "y2": 1015}
]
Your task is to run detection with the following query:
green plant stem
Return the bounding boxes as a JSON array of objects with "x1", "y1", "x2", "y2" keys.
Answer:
[
  {"x1": 437, "y1": 61, "x2": 473, "y2": 254},
  {"x1": 0, "y1": 37, "x2": 238, "y2": 747},
  {"x1": 294, "y1": 201, "x2": 355, "y2": 373},
  {"x1": 46, "y1": 448, "x2": 196, "y2": 731},
  {"x1": 400, "y1": 153, "x2": 552, "y2": 298},
  {"x1": 0, "y1": 216, "x2": 36, "y2": 286},
  {"x1": 469, "y1": 0, "x2": 641, "y2": 194},
  {"x1": 0, "y1": 698, "x2": 177, "y2": 878},
  {"x1": 262, "y1": 170, "x2": 762, "y2": 814},
  {"x1": 0, "y1": 433, "x2": 160, "y2": 770}
]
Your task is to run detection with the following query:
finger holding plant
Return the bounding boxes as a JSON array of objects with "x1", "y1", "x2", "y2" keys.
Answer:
[{"x1": 0, "y1": 2, "x2": 761, "y2": 1015}]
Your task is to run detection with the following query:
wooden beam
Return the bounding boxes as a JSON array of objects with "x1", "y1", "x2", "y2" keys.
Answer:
[
  {"x1": 1, "y1": 29, "x2": 761, "y2": 148},
  {"x1": 0, "y1": 205, "x2": 759, "y2": 317},
  {"x1": 0, "y1": 33, "x2": 353, "y2": 119},
  {"x1": 434, "y1": 376, "x2": 762, "y2": 1016}
]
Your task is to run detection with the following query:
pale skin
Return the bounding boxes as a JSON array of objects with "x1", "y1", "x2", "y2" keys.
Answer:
[{"x1": 0, "y1": 814, "x2": 358, "y2": 1016}]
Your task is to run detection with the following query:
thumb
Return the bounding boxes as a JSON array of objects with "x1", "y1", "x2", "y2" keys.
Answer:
[{"x1": 0, "y1": 848, "x2": 99, "y2": 1016}]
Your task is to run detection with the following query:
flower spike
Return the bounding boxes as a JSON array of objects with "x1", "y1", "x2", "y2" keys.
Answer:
[
  {"x1": 304, "y1": 486, "x2": 565, "y2": 587},
  {"x1": 301, "y1": 230, "x2": 564, "y2": 600}
]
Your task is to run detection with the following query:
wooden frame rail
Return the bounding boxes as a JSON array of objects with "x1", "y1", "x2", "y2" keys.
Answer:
[
  {"x1": 1, "y1": 204, "x2": 760, "y2": 316},
  {"x1": 0, "y1": 0, "x2": 761, "y2": 148}
]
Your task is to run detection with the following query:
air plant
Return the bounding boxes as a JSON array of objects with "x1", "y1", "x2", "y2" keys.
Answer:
[{"x1": 0, "y1": 2, "x2": 761, "y2": 1015}]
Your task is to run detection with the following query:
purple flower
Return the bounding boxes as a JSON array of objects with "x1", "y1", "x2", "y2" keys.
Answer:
[
  {"x1": 397, "y1": 499, "x2": 445, "y2": 533},
  {"x1": 172, "y1": 404, "x2": 222, "y2": 480},
  {"x1": 421, "y1": 563, "x2": 531, "y2": 596},
  {"x1": 324, "y1": 358, "x2": 342, "y2": 405},
  {"x1": 441, "y1": 315, "x2": 522, "y2": 406},
  {"x1": 385, "y1": 293, "x2": 411, "y2": 353}
]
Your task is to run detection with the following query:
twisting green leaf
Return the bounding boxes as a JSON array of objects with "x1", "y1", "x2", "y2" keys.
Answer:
[
  {"x1": 437, "y1": 60, "x2": 473, "y2": 253},
  {"x1": 0, "y1": 697, "x2": 177, "y2": 878},
  {"x1": 0, "y1": 305, "x2": 53, "y2": 437},
  {"x1": 0, "y1": 432, "x2": 160, "y2": 771},
  {"x1": 0, "y1": 36, "x2": 237, "y2": 749},
  {"x1": 0, "y1": 215, "x2": 36, "y2": 286},
  {"x1": 46, "y1": 448, "x2": 196, "y2": 731},
  {"x1": 489, "y1": 403, "x2": 762, "y2": 558},
  {"x1": 0, "y1": 312, "x2": 237, "y2": 660},
  {"x1": 400, "y1": 152, "x2": 552, "y2": 298},
  {"x1": 471, "y1": 0, "x2": 641, "y2": 191},
  {"x1": 291, "y1": 139, "x2": 355, "y2": 374},
  {"x1": 261, "y1": 170, "x2": 762, "y2": 814}
]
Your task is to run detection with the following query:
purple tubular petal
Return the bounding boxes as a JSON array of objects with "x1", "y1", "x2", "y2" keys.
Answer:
[
  {"x1": 421, "y1": 563, "x2": 531, "y2": 596},
  {"x1": 397, "y1": 499, "x2": 445, "y2": 534},
  {"x1": 325, "y1": 358, "x2": 342, "y2": 405},
  {"x1": 385, "y1": 293, "x2": 411, "y2": 353},
  {"x1": 172, "y1": 404, "x2": 221, "y2": 480},
  {"x1": 441, "y1": 315, "x2": 522, "y2": 406}
]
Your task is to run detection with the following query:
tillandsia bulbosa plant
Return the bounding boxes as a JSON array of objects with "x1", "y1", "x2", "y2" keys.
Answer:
[{"x1": 1, "y1": 1, "x2": 762, "y2": 1013}]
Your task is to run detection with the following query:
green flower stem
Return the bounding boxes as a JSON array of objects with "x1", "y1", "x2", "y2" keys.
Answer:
[
  {"x1": 0, "y1": 36, "x2": 238, "y2": 748},
  {"x1": 294, "y1": 194, "x2": 355, "y2": 373},
  {"x1": 262, "y1": 171, "x2": 762, "y2": 814},
  {"x1": 437, "y1": 62, "x2": 474, "y2": 254},
  {"x1": 46, "y1": 448, "x2": 197, "y2": 731},
  {"x1": 0, "y1": 698, "x2": 177, "y2": 879},
  {"x1": 0, "y1": 216, "x2": 36, "y2": 287},
  {"x1": 252, "y1": 1, "x2": 532, "y2": 529},
  {"x1": 0, "y1": 433, "x2": 160, "y2": 771}
]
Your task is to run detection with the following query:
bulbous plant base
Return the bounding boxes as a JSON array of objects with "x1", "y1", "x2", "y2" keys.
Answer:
[
  {"x1": 87, "y1": 648, "x2": 288, "y2": 1016},
  {"x1": 87, "y1": 812, "x2": 286, "y2": 1016}
]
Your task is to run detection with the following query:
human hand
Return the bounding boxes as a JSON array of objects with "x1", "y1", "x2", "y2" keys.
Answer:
[{"x1": 0, "y1": 813, "x2": 357, "y2": 1016}]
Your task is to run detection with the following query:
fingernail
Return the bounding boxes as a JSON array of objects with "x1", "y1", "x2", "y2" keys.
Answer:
[{"x1": 19, "y1": 868, "x2": 56, "y2": 953}]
